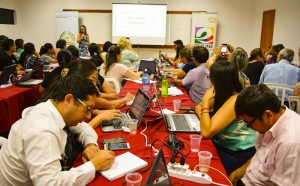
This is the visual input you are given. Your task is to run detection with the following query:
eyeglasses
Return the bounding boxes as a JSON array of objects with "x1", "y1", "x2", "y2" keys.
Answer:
[
  {"x1": 77, "y1": 98, "x2": 93, "y2": 116},
  {"x1": 244, "y1": 117, "x2": 257, "y2": 127}
]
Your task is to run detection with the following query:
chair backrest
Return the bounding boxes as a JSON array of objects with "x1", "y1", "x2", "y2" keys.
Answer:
[
  {"x1": 288, "y1": 96, "x2": 300, "y2": 114},
  {"x1": 264, "y1": 83, "x2": 294, "y2": 105},
  {"x1": 104, "y1": 77, "x2": 121, "y2": 93}
]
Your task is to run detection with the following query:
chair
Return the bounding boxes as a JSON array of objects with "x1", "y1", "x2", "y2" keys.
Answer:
[
  {"x1": 104, "y1": 77, "x2": 121, "y2": 94},
  {"x1": 264, "y1": 83, "x2": 294, "y2": 105},
  {"x1": 288, "y1": 96, "x2": 300, "y2": 114}
]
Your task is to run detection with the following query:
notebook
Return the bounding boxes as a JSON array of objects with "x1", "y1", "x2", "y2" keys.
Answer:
[
  {"x1": 155, "y1": 88, "x2": 200, "y2": 133},
  {"x1": 0, "y1": 64, "x2": 17, "y2": 85},
  {"x1": 138, "y1": 59, "x2": 157, "y2": 75},
  {"x1": 100, "y1": 152, "x2": 148, "y2": 181},
  {"x1": 16, "y1": 69, "x2": 43, "y2": 87},
  {"x1": 101, "y1": 89, "x2": 150, "y2": 132},
  {"x1": 145, "y1": 149, "x2": 172, "y2": 185}
]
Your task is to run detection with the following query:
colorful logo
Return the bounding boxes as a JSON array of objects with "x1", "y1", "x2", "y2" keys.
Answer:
[
  {"x1": 60, "y1": 31, "x2": 76, "y2": 46},
  {"x1": 194, "y1": 27, "x2": 214, "y2": 49}
]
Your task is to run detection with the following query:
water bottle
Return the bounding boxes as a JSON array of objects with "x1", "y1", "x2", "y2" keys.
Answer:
[
  {"x1": 142, "y1": 69, "x2": 150, "y2": 96},
  {"x1": 161, "y1": 75, "x2": 168, "y2": 97}
]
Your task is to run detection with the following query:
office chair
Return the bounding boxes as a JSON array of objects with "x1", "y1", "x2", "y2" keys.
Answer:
[
  {"x1": 104, "y1": 77, "x2": 121, "y2": 94},
  {"x1": 288, "y1": 96, "x2": 300, "y2": 114}
]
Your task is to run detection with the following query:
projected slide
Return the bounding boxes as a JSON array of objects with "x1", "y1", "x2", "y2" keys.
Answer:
[{"x1": 112, "y1": 4, "x2": 167, "y2": 45}]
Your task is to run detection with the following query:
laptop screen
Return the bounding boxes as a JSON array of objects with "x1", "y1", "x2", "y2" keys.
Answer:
[
  {"x1": 144, "y1": 149, "x2": 171, "y2": 185},
  {"x1": 0, "y1": 64, "x2": 17, "y2": 85},
  {"x1": 129, "y1": 89, "x2": 150, "y2": 123},
  {"x1": 138, "y1": 60, "x2": 157, "y2": 75}
]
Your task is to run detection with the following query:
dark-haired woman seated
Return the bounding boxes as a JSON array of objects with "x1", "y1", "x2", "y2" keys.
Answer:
[{"x1": 195, "y1": 60, "x2": 256, "y2": 178}]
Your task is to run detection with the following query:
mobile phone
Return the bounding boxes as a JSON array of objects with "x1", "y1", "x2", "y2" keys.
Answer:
[
  {"x1": 102, "y1": 137, "x2": 126, "y2": 144},
  {"x1": 179, "y1": 106, "x2": 194, "y2": 111},
  {"x1": 221, "y1": 44, "x2": 228, "y2": 56},
  {"x1": 104, "y1": 142, "x2": 130, "y2": 150}
]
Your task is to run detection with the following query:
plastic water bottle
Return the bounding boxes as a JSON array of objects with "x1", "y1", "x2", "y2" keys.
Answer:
[
  {"x1": 161, "y1": 75, "x2": 168, "y2": 97},
  {"x1": 142, "y1": 69, "x2": 150, "y2": 96}
]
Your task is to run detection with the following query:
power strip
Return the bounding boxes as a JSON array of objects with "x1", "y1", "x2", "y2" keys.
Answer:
[{"x1": 167, "y1": 162, "x2": 212, "y2": 184}]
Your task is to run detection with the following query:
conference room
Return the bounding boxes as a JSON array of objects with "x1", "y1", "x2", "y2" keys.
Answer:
[{"x1": 1, "y1": 0, "x2": 300, "y2": 186}]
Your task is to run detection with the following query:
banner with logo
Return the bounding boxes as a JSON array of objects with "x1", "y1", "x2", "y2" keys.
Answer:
[
  {"x1": 55, "y1": 11, "x2": 78, "y2": 47},
  {"x1": 191, "y1": 12, "x2": 218, "y2": 50}
]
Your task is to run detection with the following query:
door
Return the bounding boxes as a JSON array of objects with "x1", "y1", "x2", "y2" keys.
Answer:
[{"x1": 260, "y1": 9, "x2": 276, "y2": 53}]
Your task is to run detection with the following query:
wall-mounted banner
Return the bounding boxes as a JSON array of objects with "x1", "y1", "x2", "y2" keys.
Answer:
[
  {"x1": 191, "y1": 12, "x2": 218, "y2": 50},
  {"x1": 55, "y1": 11, "x2": 78, "y2": 47}
]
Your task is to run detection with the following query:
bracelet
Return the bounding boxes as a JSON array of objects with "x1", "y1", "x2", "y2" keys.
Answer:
[
  {"x1": 200, "y1": 107, "x2": 210, "y2": 112},
  {"x1": 200, "y1": 111, "x2": 210, "y2": 115}
]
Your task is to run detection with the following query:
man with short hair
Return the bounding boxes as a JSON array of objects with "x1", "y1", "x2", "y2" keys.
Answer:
[
  {"x1": 231, "y1": 84, "x2": 300, "y2": 186},
  {"x1": 55, "y1": 39, "x2": 67, "y2": 54},
  {"x1": 0, "y1": 75, "x2": 115, "y2": 185},
  {"x1": 174, "y1": 46, "x2": 210, "y2": 104},
  {"x1": 0, "y1": 38, "x2": 25, "y2": 75}
]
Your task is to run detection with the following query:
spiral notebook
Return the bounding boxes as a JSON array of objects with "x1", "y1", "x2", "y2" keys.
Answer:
[{"x1": 100, "y1": 152, "x2": 148, "y2": 181}]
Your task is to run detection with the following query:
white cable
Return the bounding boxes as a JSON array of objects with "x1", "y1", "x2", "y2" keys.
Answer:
[
  {"x1": 140, "y1": 120, "x2": 159, "y2": 154},
  {"x1": 193, "y1": 164, "x2": 233, "y2": 186}
]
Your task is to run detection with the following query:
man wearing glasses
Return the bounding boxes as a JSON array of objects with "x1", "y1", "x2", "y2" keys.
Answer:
[
  {"x1": 230, "y1": 84, "x2": 300, "y2": 186},
  {"x1": 0, "y1": 75, "x2": 115, "y2": 185}
]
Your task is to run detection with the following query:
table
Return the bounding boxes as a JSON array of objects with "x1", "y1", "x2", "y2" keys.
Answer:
[
  {"x1": 0, "y1": 85, "x2": 41, "y2": 133},
  {"x1": 73, "y1": 81, "x2": 231, "y2": 186}
]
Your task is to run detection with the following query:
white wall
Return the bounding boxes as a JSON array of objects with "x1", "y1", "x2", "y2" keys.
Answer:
[{"x1": 1, "y1": 0, "x2": 299, "y2": 61}]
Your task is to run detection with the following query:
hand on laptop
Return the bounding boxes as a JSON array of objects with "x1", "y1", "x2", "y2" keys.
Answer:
[
  {"x1": 124, "y1": 92, "x2": 135, "y2": 102},
  {"x1": 93, "y1": 109, "x2": 121, "y2": 121}
]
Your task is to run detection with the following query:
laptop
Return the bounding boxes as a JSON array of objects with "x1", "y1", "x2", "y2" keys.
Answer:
[
  {"x1": 144, "y1": 149, "x2": 172, "y2": 186},
  {"x1": 16, "y1": 69, "x2": 43, "y2": 87},
  {"x1": 101, "y1": 89, "x2": 150, "y2": 132},
  {"x1": 154, "y1": 61, "x2": 175, "y2": 88},
  {"x1": 0, "y1": 64, "x2": 17, "y2": 85},
  {"x1": 138, "y1": 59, "x2": 157, "y2": 75},
  {"x1": 155, "y1": 88, "x2": 200, "y2": 133}
]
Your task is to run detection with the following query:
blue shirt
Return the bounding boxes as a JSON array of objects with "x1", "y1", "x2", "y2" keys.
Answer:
[{"x1": 259, "y1": 59, "x2": 300, "y2": 100}]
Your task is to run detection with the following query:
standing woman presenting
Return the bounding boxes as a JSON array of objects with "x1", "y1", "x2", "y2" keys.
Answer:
[{"x1": 77, "y1": 25, "x2": 90, "y2": 57}]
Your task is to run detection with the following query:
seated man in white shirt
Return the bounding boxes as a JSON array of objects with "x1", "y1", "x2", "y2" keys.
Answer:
[
  {"x1": 0, "y1": 75, "x2": 115, "y2": 186},
  {"x1": 231, "y1": 84, "x2": 300, "y2": 186}
]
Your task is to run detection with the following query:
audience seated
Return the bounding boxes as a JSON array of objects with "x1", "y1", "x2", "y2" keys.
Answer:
[
  {"x1": 14, "y1": 38, "x2": 24, "y2": 61},
  {"x1": 174, "y1": 46, "x2": 210, "y2": 104},
  {"x1": 19, "y1": 42, "x2": 48, "y2": 69},
  {"x1": 55, "y1": 39, "x2": 67, "y2": 54},
  {"x1": 118, "y1": 37, "x2": 140, "y2": 70},
  {"x1": 195, "y1": 60, "x2": 256, "y2": 177},
  {"x1": 101, "y1": 41, "x2": 112, "y2": 63},
  {"x1": 293, "y1": 82, "x2": 300, "y2": 96},
  {"x1": 89, "y1": 43, "x2": 104, "y2": 68},
  {"x1": 265, "y1": 44, "x2": 285, "y2": 64},
  {"x1": 259, "y1": 48, "x2": 300, "y2": 100},
  {"x1": 233, "y1": 84, "x2": 300, "y2": 186},
  {"x1": 163, "y1": 47, "x2": 196, "y2": 79},
  {"x1": 99, "y1": 45, "x2": 142, "y2": 87},
  {"x1": 39, "y1": 49, "x2": 73, "y2": 93},
  {"x1": 0, "y1": 38, "x2": 25, "y2": 75},
  {"x1": 0, "y1": 35, "x2": 8, "y2": 53},
  {"x1": 229, "y1": 50, "x2": 250, "y2": 87},
  {"x1": 243, "y1": 48, "x2": 265, "y2": 85},
  {"x1": 0, "y1": 75, "x2": 115, "y2": 185},
  {"x1": 161, "y1": 39, "x2": 183, "y2": 67},
  {"x1": 39, "y1": 43, "x2": 57, "y2": 63},
  {"x1": 67, "y1": 45, "x2": 80, "y2": 62}
]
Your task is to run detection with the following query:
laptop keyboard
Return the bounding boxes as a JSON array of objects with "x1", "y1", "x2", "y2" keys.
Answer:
[
  {"x1": 171, "y1": 115, "x2": 191, "y2": 131},
  {"x1": 102, "y1": 112, "x2": 131, "y2": 129}
]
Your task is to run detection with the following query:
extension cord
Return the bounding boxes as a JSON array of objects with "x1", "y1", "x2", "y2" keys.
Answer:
[{"x1": 167, "y1": 162, "x2": 212, "y2": 184}]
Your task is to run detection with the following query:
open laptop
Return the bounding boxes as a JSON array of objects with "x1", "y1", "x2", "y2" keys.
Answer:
[
  {"x1": 16, "y1": 69, "x2": 43, "y2": 87},
  {"x1": 144, "y1": 149, "x2": 172, "y2": 186},
  {"x1": 155, "y1": 88, "x2": 200, "y2": 133},
  {"x1": 138, "y1": 59, "x2": 157, "y2": 75},
  {"x1": 101, "y1": 89, "x2": 150, "y2": 132},
  {"x1": 0, "y1": 64, "x2": 17, "y2": 85}
]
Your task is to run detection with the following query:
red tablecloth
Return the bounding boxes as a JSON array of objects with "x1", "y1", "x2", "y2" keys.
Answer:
[
  {"x1": 0, "y1": 85, "x2": 41, "y2": 132},
  {"x1": 73, "y1": 81, "x2": 230, "y2": 186}
]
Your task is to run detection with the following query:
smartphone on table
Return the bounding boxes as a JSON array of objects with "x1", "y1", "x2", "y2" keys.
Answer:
[
  {"x1": 102, "y1": 137, "x2": 126, "y2": 144},
  {"x1": 104, "y1": 142, "x2": 130, "y2": 151}
]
